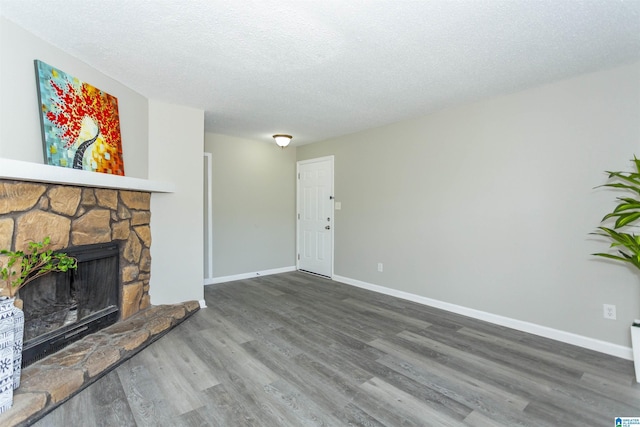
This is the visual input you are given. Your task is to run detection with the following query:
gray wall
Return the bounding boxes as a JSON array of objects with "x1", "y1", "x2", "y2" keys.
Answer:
[
  {"x1": 204, "y1": 133, "x2": 296, "y2": 278},
  {"x1": 297, "y1": 62, "x2": 640, "y2": 348}
]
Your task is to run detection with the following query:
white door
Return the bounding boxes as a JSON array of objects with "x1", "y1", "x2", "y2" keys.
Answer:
[{"x1": 297, "y1": 156, "x2": 334, "y2": 277}]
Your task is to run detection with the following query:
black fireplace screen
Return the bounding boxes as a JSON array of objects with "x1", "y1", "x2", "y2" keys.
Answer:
[{"x1": 19, "y1": 242, "x2": 120, "y2": 366}]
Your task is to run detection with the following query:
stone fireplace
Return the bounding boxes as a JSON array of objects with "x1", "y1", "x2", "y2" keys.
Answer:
[
  {"x1": 0, "y1": 162, "x2": 199, "y2": 426},
  {"x1": 0, "y1": 179, "x2": 154, "y2": 345}
]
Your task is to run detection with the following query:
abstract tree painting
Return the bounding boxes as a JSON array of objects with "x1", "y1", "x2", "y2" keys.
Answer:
[{"x1": 35, "y1": 60, "x2": 125, "y2": 175}]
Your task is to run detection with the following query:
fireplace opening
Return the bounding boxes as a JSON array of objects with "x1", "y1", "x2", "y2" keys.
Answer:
[{"x1": 19, "y1": 242, "x2": 120, "y2": 367}]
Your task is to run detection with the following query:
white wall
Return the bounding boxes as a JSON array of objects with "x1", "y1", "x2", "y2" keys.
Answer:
[
  {"x1": 149, "y1": 101, "x2": 204, "y2": 304},
  {"x1": 0, "y1": 18, "x2": 149, "y2": 178},
  {"x1": 204, "y1": 133, "x2": 296, "y2": 279},
  {"x1": 298, "y1": 62, "x2": 640, "y2": 350}
]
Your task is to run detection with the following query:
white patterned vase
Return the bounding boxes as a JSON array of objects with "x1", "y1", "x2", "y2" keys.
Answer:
[
  {"x1": 12, "y1": 303, "x2": 23, "y2": 390},
  {"x1": 0, "y1": 296, "x2": 14, "y2": 414}
]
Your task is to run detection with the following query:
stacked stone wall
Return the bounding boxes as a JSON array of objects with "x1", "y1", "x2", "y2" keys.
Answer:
[{"x1": 0, "y1": 179, "x2": 151, "y2": 319}]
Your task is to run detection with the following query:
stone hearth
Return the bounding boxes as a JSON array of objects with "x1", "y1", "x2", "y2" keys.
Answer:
[{"x1": 0, "y1": 300, "x2": 200, "y2": 426}]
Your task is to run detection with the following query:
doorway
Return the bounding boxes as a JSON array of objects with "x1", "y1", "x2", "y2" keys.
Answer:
[{"x1": 297, "y1": 156, "x2": 334, "y2": 277}]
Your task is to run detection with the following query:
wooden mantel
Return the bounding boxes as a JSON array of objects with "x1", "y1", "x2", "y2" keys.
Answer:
[{"x1": 0, "y1": 158, "x2": 174, "y2": 193}]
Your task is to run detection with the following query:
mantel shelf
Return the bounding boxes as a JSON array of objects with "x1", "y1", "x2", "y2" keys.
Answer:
[{"x1": 0, "y1": 158, "x2": 174, "y2": 193}]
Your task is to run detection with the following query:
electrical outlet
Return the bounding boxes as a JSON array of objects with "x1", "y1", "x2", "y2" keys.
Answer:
[
  {"x1": 377, "y1": 263, "x2": 383, "y2": 272},
  {"x1": 603, "y1": 304, "x2": 617, "y2": 320}
]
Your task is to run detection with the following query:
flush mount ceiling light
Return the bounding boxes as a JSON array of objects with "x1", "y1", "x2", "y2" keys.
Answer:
[{"x1": 273, "y1": 134, "x2": 292, "y2": 148}]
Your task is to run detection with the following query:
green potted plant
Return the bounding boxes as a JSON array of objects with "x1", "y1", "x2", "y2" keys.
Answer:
[
  {"x1": 592, "y1": 156, "x2": 640, "y2": 382},
  {"x1": 0, "y1": 236, "x2": 77, "y2": 305}
]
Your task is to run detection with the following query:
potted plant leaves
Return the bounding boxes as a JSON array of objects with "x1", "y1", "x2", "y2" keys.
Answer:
[
  {"x1": 0, "y1": 236, "x2": 77, "y2": 303},
  {"x1": 592, "y1": 156, "x2": 640, "y2": 382}
]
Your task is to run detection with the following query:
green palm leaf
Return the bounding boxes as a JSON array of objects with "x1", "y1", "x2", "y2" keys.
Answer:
[
  {"x1": 592, "y1": 227, "x2": 639, "y2": 247},
  {"x1": 599, "y1": 182, "x2": 640, "y2": 195},
  {"x1": 615, "y1": 211, "x2": 640, "y2": 228},
  {"x1": 633, "y1": 155, "x2": 640, "y2": 173},
  {"x1": 593, "y1": 252, "x2": 631, "y2": 262},
  {"x1": 605, "y1": 171, "x2": 640, "y2": 186},
  {"x1": 612, "y1": 198, "x2": 640, "y2": 213}
]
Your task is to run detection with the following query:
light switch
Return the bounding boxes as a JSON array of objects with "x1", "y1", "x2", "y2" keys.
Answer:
[{"x1": 335, "y1": 202, "x2": 341, "y2": 210}]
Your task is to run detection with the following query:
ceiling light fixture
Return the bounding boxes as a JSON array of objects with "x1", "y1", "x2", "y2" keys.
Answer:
[{"x1": 273, "y1": 134, "x2": 292, "y2": 148}]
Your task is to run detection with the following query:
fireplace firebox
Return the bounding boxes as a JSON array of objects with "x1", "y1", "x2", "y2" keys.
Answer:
[{"x1": 19, "y1": 242, "x2": 120, "y2": 367}]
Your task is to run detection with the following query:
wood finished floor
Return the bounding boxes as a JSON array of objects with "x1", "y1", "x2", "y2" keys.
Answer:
[{"x1": 33, "y1": 272, "x2": 640, "y2": 426}]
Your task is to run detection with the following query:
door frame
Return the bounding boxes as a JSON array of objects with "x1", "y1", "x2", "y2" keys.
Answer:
[
  {"x1": 296, "y1": 155, "x2": 335, "y2": 278},
  {"x1": 203, "y1": 152, "x2": 214, "y2": 283}
]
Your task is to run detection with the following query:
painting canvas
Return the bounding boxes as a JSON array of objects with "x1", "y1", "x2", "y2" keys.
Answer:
[{"x1": 35, "y1": 60, "x2": 125, "y2": 175}]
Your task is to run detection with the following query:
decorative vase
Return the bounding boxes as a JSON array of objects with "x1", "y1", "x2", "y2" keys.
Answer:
[
  {"x1": 12, "y1": 302, "x2": 23, "y2": 390},
  {"x1": 0, "y1": 297, "x2": 15, "y2": 414},
  {"x1": 632, "y1": 321, "x2": 640, "y2": 383}
]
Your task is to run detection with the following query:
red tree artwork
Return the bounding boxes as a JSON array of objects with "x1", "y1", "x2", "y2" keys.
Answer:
[{"x1": 36, "y1": 60, "x2": 124, "y2": 175}]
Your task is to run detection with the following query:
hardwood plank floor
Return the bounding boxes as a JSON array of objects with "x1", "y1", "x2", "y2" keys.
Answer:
[{"x1": 33, "y1": 272, "x2": 640, "y2": 426}]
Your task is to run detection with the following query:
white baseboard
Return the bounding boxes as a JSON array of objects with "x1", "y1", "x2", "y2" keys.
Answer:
[
  {"x1": 204, "y1": 266, "x2": 296, "y2": 285},
  {"x1": 333, "y1": 275, "x2": 634, "y2": 361}
]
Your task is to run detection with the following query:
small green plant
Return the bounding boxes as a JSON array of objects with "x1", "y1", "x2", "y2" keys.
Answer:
[
  {"x1": 0, "y1": 236, "x2": 77, "y2": 298},
  {"x1": 593, "y1": 156, "x2": 640, "y2": 269}
]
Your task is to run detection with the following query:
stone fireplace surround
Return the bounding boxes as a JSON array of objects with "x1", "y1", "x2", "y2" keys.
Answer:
[{"x1": 0, "y1": 179, "x2": 153, "y2": 319}]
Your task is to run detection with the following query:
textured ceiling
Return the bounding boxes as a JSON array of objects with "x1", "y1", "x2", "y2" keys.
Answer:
[{"x1": 1, "y1": 0, "x2": 639, "y2": 146}]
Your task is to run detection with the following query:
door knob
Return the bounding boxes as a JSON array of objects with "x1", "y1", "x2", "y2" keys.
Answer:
[{"x1": 325, "y1": 225, "x2": 331, "y2": 230}]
